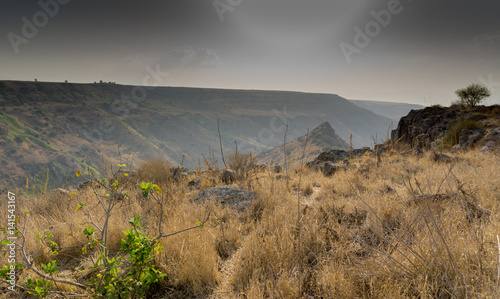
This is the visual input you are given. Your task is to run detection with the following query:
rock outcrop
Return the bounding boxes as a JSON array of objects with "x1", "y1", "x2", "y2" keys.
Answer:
[
  {"x1": 391, "y1": 105, "x2": 500, "y2": 151},
  {"x1": 306, "y1": 148, "x2": 369, "y2": 176},
  {"x1": 315, "y1": 147, "x2": 371, "y2": 163}
]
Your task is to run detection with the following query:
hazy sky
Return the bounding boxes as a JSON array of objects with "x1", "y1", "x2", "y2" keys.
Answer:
[{"x1": 1, "y1": 0, "x2": 500, "y2": 105}]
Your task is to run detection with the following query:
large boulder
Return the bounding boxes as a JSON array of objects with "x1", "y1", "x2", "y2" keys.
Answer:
[{"x1": 190, "y1": 186, "x2": 257, "y2": 211}]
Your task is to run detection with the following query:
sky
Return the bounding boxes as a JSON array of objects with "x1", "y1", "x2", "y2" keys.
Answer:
[{"x1": 1, "y1": 0, "x2": 500, "y2": 105}]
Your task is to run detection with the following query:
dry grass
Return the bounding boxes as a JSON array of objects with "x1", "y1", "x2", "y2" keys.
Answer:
[{"x1": 1, "y1": 149, "x2": 499, "y2": 298}]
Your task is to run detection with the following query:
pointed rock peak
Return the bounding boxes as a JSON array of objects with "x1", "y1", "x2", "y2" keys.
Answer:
[{"x1": 312, "y1": 122, "x2": 335, "y2": 134}]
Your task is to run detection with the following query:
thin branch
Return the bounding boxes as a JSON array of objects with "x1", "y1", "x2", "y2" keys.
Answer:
[
  {"x1": 0, "y1": 279, "x2": 85, "y2": 297},
  {"x1": 18, "y1": 242, "x2": 86, "y2": 289},
  {"x1": 283, "y1": 121, "x2": 289, "y2": 181},
  {"x1": 217, "y1": 119, "x2": 227, "y2": 169},
  {"x1": 296, "y1": 128, "x2": 310, "y2": 297}
]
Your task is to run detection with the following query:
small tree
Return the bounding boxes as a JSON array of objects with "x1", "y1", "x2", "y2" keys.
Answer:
[{"x1": 455, "y1": 83, "x2": 491, "y2": 107}]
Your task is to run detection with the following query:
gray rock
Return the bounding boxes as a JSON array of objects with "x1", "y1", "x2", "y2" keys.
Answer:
[
  {"x1": 475, "y1": 141, "x2": 496, "y2": 156},
  {"x1": 415, "y1": 133, "x2": 430, "y2": 149},
  {"x1": 53, "y1": 188, "x2": 71, "y2": 195},
  {"x1": 400, "y1": 147, "x2": 423, "y2": 157},
  {"x1": 276, "y1": 174, "x2": 291, "y2": 180},
  {"x1": 430, "y1": 152, "x2": 453, "y2": 162},
  {"x1": 307, "y1": 161, "x2": 326, "y2": 172},
  {"x1": 187, "y1": 177, "x2": 201, "y2": 188},
  {"x1": 430, "y1": 139, "x2": 443, "y2": 151},
  {"x1": 171, "y1": 167, "x2": 189, "y2": 182},
  {"x1": 459, "y1": 129, "x2": 485, "y2": 150},
  {"x1": 485, "y1": 127, "x2": 500, "y2": 140},
  {"x1": 323, "y1": 162, "x2": 346, "y2": 176},
  {"x1": 451, "y1": 144, "x2": 461, "y2": 153},
  {"x1": 77, "y1": 180, "x2": 93, "y2": 191},
  {"x1": 358, "y1": 163, "x2": 376, "y2": 174},
  {"x1": 191, "y1": 186, "x2": 257, "y2": 211},
  {"x1": 273, "y1": 165, "x2": 282, "y2": 173},
  {"x1": 221, "y1": 169, "x2": 237, "y2": 184},
  {"x1": 316, "y1": 148, "x2": 371, "y2": 163}
]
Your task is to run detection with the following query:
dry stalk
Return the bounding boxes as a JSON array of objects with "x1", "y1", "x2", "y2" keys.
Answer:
[
  {"x1": 217, "y1": 119, "x2": 227, "y2": 169},
  {"x1": 296, "y1": 128, "x2": 310, "y2": 297}
]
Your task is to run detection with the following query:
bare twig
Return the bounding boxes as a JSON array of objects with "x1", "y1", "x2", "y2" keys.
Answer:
[
  {"x1": 0, "y1": 279, "x2": 85, "y2": 297},
  {"x1": 151, "y1": 211, "x2": 210, "y2": 244},
  {"x1": 349, "y1": 134, "x2": 354, "y2": 160},
  {"x1": 296, "y1": 128, "x2": 310, "y2": 297},
  {"x1": 497, "y1": 235, "x2": 500, "y2": 283},
  {"x1": 18, "y1": 239, "x2": 86, "y2": 289},
  {"x1": 217, "y1": 119, "x2": 227, "y2": 169},
  {"x1": 283, "y1": 121, "x2": 289, "y2": 189}
]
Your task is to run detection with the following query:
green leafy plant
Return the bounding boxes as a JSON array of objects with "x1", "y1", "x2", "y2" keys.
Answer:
[
  {"x1": 0, "y1": 160, "x2": 210, "y2": 297},
  {"x1": 90, "y1": 216, "x2": 166, "y2": 298},
  {"x1": 25, "y1": 260, "x2": 59, "y2": 298},
  {"x1": 25, "y1": 278, "x2": 53, "y2": 298}
]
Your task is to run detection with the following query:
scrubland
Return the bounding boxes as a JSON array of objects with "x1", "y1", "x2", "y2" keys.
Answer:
[{"x1": 1, "y1": 148, "x2": 499, "y2": 298}]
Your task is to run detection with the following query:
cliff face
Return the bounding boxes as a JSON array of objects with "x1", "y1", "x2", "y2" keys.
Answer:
[{"x1": 391, "y1": 105, "x2": 500, "y2": 150}]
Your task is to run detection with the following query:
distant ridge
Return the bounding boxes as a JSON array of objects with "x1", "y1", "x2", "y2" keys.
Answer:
[
  {"x1": 350, "y1": 99, "x2": 425, "y2": 123},
  {"x1": 0, "y1": 80, "x2": 391, "y2": 191},
  {"x1": 257, "y1": 121, "x2": 348, "y2": 166}
]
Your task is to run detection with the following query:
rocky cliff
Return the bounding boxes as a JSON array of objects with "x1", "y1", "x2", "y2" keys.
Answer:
[{"x1": 391, "y1": 105, "x2": 500, "y2": 151}]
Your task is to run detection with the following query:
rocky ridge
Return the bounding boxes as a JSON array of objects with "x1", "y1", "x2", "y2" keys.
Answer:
[{"x1": 390, "y1": 105, "x2": 500, "y2": 151}]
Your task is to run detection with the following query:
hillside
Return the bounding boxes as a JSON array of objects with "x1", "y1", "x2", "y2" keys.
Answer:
[
  {"x1": 0, "y1": 147, "x2": 498, "y2": 297},
  {"x1": 257, "y1": 121, "x2": 349, "y2": 166},
  {"x1": 0, "y1": 81, "x2": 392, "y2": 192},
  {"x1": 350, "y1": 99, "x2": 425, "y2": 124}
]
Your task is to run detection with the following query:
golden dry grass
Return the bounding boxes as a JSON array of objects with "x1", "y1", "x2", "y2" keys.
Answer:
[{"x1": 1, "y1": 148, "x2": 499, "y2": 298}]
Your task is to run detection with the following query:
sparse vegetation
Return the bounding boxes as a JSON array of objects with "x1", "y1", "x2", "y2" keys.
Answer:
[
  {"x1": 1, "y1": 148, "x2": 499, "y2": 298},
  {"x1": 226, "y1": 151, "x2": 255, "y2": 175},
  {"x1": 443, "y1": 118, "x2": 484, "y2": 148}
]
